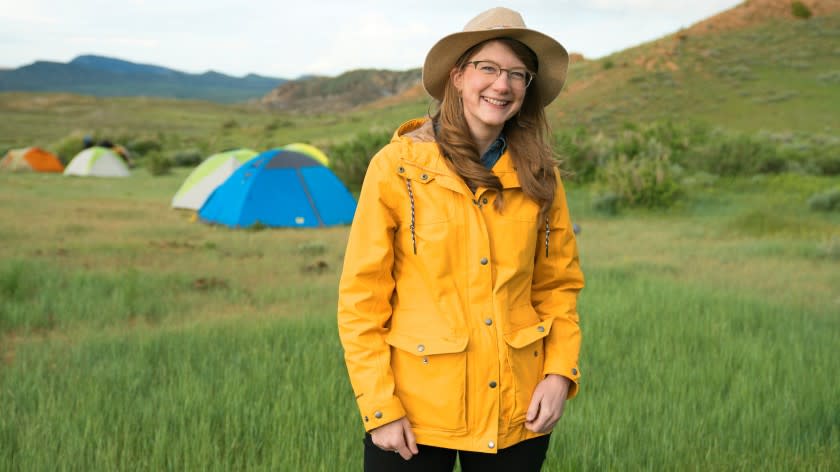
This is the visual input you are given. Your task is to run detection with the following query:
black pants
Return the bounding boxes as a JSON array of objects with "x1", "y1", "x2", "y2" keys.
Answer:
[{"x1": 363, "y1": 433, "x2": 551, "y2": 472}]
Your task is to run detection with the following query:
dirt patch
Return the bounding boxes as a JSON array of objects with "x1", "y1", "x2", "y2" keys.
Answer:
[
  {"x1": 192, "y1": 277, "x2": 228, "y2": 291},
  {"x1": 685, "y1": 0, "x2": 840, "y2": 37},
  {"x1": 301, "y1": 260, "x2": 330, "y2": 274}
]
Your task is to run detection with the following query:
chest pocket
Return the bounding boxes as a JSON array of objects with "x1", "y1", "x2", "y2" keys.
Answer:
[{"x1": 396, "y1": 165, "x2": 453, "y2": 225}]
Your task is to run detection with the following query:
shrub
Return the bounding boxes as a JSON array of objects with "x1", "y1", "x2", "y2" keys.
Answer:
[
  {"x1": 554, "y1": 129, "x2": 612, "y2": 183},
  {"x1": 591, "y1": 193, "x2": 622, "y2": 215},
  {"x1": 49, "y1": 132, "x2": 89, "y2": 165},
  {"x1": 596, "y1": 142, "x2": 682, "y2": 208},
  {"x1": 168, "y1": 148, "x2": 203, "y2": 167},
  {"x1": 815, "y1": 155, "x2": 840, "y2": 176},
  {"x1": 687, "y1": 133, "x2": 782, "y2": 176},
  {"x1": 791, "y1": 1, "x2": 812, "y2": 19},
  {"x1": 807, "y1": 187, "x2": 840, "y2": 212},
  {"x1": 221, "y1": 119, "x2": 239, "y2": 130},
  {"x1": 602, "y1": 59, "x2": 614, "y2": 70},
  {"x1": 329, "y1": 130, "x2": 391, "y2": 192},
  {"x1": 127, "y1": 136, "x2": 162, "y2": 156},
  {"x1": 145, "y1": 152, "x2": 173, "y2": 176}
]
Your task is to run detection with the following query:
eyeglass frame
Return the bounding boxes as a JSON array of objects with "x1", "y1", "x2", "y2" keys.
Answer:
[{"x1": 464, "y1": 60, "x2": 536, "y2": 88}]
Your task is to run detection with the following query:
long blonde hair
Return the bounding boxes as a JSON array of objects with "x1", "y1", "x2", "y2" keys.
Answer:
[{"x1": 432, "y1": 38, "x2": 557, "y2": 215}]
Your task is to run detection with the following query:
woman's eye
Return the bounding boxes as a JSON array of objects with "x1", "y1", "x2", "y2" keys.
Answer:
[
  {"x1": 479, "y1": 65, "x2": 498, "y2": 74},
  {"x1": 510, "y1": 71, "x2": 527, "y2": 81}
]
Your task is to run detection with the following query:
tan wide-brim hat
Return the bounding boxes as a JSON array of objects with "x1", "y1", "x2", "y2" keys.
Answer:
[{"x1": 423, "y1": 7, "x2": 569, "y2": 107}]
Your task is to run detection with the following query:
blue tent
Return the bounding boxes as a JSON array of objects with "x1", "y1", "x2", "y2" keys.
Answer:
[{"x1": 198, "y1": 149, "x2": 356, "y2": 228}]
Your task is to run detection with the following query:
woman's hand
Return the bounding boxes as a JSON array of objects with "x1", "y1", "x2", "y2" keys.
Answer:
[
  {"x1": 370, "y1": 416, "x2": 419, "y2": 460},
  {"x1": 525, "y1": 374, "x2": 571, "y2": 433}
]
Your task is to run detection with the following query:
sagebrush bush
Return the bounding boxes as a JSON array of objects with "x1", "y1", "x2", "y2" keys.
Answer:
[
  {"x1": 686, "y1": 133, "x2": 783, "y2": 176},
  {"x1": 329, "y1": 130, "x2": 391, "y2": 192},
  {"x1": 596, "y1": 142, "x2": 682, "y2": 208},
  {"x1": 591, "y1": 192, "x2": 622, "y2": 215},
  {"x1": 554, "y1": 128, "x2": 610, "y2": 182},
  {"x1": 168, "y1": 148, "x2": 203, "y2": 167},
  {"x1": 807, "y1": 187, "x2": 840, "y2": 212},
  {"x1": 49, "y1": 132, "x2": 88, "y2": 164},
  {"x1": 791, "y1": 1, "x2": 812, "y2": 19},
  {"x1": 145, "y1": 152, "x2": 173, "y2": 176},
  {"x1": 127, "y1": 135, "x2": 163, "y2": 156}
]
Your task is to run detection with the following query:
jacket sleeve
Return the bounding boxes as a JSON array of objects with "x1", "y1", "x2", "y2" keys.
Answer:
[
  {"x1": 531, "y1": 169, "x2": 584, "y2": 399},
  {"x1": 337, "y1": 147, "x2": 406, "y2": 431}
]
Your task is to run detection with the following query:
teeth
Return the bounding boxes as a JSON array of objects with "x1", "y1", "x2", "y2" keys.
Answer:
[{"x1": 483, "y1": 97, "x2": 508, "y2": 106}]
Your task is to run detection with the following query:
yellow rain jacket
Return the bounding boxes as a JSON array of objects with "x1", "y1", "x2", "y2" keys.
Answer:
[{"x1": 338, "y1": 118, "x2": 584, "y2": 453}]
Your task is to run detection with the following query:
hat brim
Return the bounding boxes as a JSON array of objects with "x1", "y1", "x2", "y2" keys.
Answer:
[{"x1": 422, "y1": 28, "x2": 569, "y2": 107}]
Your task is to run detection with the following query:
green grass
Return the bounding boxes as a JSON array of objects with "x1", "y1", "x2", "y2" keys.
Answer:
[
  {"x1": 1, "y1": 169, "x2": 838, "y2": 470},
  {"x1": 0, "y1": 92, "x2": 427, "y2": 159}
]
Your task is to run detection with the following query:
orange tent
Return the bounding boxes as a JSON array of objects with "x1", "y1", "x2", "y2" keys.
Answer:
[{"x1": 0, "y1": 147, "x2": 64, "y2": 172}]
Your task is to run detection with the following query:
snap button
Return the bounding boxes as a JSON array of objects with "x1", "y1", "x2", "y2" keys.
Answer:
[
  {"x1": 480, "y1": 257, "x2": 488, "y2": 265},
  {"x1": 572, "y1": 368, "x2": 578, "y2": 375},
  {"x1": 482, "y1": 198, "x2": 488, "y2": 204},
  {"x1": 488, "y1": 441, "x2": 495, "y2": 449},
  {"x1": 417, "y1": 344, "x2": 425, "y2": 352},
  {"x1": 537, "y1": 326, "x2": 545, "y2": 332},
  {"x1": 489, "y1": 381, "x2": 497, "y2": 388},
  {"x1": 421, "y1": 173, "x2": 428, "y2": 180},
  {"x1": 398, "y1": 166, "x2": 405, "y2": 173},
  {"x1": 374, "y1": 411, "x2": 383, "y2": 419},
  {"x1": 422, "y1": 356, "x2": 429, "y2": 364},
  {"x1": 484, "y1": 318, "x2": 493, "y2": 326}
]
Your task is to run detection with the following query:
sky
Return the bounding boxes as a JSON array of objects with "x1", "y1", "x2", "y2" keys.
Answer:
[{"x1": 0, "y1": 0, "x2": 744, "y2": 79}]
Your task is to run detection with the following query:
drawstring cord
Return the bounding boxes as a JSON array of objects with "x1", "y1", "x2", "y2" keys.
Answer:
[
  {"x1": 545, "y1": 218, "x2": 550, "y2": 258},
  {"x1": 406, "y1": 179, "x2": 416, "y2": 255}
]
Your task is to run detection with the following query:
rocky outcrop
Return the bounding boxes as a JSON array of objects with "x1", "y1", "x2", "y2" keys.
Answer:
[{"x1": 260, "y1": 68, "x2": 421, "y2": 113}]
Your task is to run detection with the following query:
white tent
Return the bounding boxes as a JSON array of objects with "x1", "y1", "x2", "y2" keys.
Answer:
[
  {"x1": 64, "y1": 147, "x2": 130, "y2": 177},
  {"x1": 171, "y1": 149, "x2": 257, "y2": 210}
]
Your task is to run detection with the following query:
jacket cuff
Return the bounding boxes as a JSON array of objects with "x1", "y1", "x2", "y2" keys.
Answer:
[
  {"x1": 359, "y1": 395, "x2": 407, "y2": 432},
  {"x1": 544, "y1": 363, "x2": 581, "y2": 399}
]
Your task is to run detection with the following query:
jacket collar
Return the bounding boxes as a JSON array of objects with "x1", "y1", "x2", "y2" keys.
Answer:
[{"x1": 393, "y1": 118, "x2": 521, "y2": 196}]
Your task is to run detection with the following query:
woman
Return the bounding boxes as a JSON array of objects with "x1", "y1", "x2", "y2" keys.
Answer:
[{"x1": 337, "y1": 7, "x2": 584, "y2": 471}]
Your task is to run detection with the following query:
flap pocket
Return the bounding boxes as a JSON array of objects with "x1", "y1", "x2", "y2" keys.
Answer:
[
  {"x1": 503, "y1": 320, "x2": 552, "y2": 349},
  {"x1": 386, "y1": 330, "x2": 468, "y2": 356}
]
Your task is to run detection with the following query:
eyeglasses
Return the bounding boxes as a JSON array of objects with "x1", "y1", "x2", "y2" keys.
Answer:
[{"x1": 466, "y1": 60, "x2": 535, "y2": 88}]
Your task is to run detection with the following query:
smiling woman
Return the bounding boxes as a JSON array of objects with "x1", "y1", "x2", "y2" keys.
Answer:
[{"x1": 337, "y1": 7, "x2": 584, "y2": 472}]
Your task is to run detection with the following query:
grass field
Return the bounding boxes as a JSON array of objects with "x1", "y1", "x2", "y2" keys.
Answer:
[{"x1": 1, "y1": 169, "x2": 837, "y2": 470}]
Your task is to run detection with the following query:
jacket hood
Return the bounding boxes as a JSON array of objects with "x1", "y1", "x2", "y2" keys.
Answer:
[{"x1": 392, "y1": 118, "x2": 435, "y2": 144}]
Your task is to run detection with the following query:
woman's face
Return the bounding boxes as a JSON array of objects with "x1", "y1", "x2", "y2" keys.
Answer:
[{"x1": 452, "y1": 40, "x2": 529, "y2": 138}]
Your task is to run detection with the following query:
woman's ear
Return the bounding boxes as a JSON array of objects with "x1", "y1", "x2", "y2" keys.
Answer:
[{"x1": 450, "y1": 67, "x2": 463, "y2": 93}]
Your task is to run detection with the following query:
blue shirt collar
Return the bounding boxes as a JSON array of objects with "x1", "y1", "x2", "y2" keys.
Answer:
[
  {"x1": 431, "y1": 119, "x2": 507, "y2": 170},
  {"x1": 480, "y1": 133, "x2": 507, "y2": 170}
]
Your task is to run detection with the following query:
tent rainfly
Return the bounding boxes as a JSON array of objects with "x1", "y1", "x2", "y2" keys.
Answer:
[
  {"x1": 171, "y1": 148, "x2": 258, "y2": 210},
  {"x1": 198, "y1": 149, "x2": 356, "y2": 228},
  {"x1": 64, "y1": 147, "x2": 130, "y2": 177}
]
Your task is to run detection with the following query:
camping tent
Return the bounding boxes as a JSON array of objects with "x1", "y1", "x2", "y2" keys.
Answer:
[
  {"x1": 0, "y1": 147, "x2": 64, "y2": 172},
  {"x1": 198, "y1": 149, "x2": 356, "y2": 228},
  {"x1": 171, "y1": 148, "x2": 258, "y2": 210},
  {"x1": 283, "y1": 142, "x2": 329, "y2": 166},
  {"x1": 64, "y1": 146, "x2": 130, "y2": 177}
]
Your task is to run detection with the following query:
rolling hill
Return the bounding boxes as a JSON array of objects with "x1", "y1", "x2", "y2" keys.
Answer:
[{"x1": 543, "y1": 0, "x2": 840, "y2": 132}]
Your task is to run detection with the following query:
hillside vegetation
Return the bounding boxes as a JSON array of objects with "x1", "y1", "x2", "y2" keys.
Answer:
[{"x1": 548, "y1": 2, "x2": 840, "y2": 132}]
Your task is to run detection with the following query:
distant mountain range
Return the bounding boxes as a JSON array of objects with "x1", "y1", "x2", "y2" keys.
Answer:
[{"x1": 0, "y1": 55, "x2": 287, "y2": 103}]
